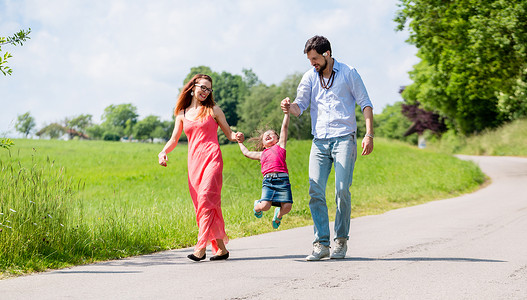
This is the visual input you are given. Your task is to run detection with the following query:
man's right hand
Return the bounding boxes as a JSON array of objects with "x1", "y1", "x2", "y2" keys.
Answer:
[{"x1": 281, "y1": 97, "x2": 290, "y2": 113}]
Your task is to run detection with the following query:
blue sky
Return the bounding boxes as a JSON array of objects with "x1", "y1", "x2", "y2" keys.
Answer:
[{"x1": 0, "y1": 0, "x2": 418, "y2": 137}]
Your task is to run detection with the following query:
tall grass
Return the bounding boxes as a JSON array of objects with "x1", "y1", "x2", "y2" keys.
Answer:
[
  {"x1": 1, "y1": 138, "x2": 484, "y2": 277},
  {"x1": 458, "y1": 118, "x2": 527, "y2": 156},
  {"x1": 1, "y1": 154, "x2": 85, "y2": 273},
  {"x1": 425, "y1": 118, "x2": 527, "y2": 156}
]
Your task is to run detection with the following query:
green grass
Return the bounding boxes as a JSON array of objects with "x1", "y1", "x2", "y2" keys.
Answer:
[
  {"x1": 458, "y1": 118, "x2": 527, "y2": 156},
  {"x1": 0, "y1": 138, "x2": 485, "y2": 277},
  {"x1": 426, "y1": 118, "x2": 527, "y2": 156}
]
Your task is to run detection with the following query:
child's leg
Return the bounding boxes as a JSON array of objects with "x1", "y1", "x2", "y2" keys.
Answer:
[
  {"x1": 272, "y1": 203, "x2": 292, "y2": 229},
  {"x1": 255, "y1": 200, "x2": 272, "y2": 212},
  {"x1": 277, "y1": 203, "x2": 292, "y2": 219}
]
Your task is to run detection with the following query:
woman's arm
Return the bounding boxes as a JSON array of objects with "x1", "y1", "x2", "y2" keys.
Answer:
[
  {"x1": 278, "y1": 112, "x2": 290, "y2": 149},
  {"x1": 213, "y1": 105, "x2": 241, "y2": 142},
  {"x1": 238, "y1": 142, "x2": 262, "y2": 160},
  {"x1": 158, "y1": 114, "x2": 184, "y2": 166}
]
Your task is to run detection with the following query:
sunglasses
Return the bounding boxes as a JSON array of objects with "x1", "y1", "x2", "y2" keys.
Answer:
[{"x1": 195, "y1": 84, "x2": 213, "y2": 93}]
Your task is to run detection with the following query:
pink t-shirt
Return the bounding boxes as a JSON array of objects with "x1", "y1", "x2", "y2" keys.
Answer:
[{"x1": 260, "y1": 144, "x2": 288, "y2": 176}]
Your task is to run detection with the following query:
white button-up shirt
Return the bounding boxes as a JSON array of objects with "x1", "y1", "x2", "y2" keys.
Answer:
[{"x1": 294, "y1": 58, "x2": 373, "y2": 139}]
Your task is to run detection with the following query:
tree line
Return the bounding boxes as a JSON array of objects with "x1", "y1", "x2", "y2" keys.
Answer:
[
  {"x1": 12, "y1": 62, "x2": 445, "y2": 145},
  {"x1": 13, "y1": 66, "x2": 314, "y2": 143}
]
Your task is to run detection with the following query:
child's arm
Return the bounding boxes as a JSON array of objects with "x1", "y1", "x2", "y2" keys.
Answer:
[
  {"x1": 238, "y1": 142, "x2": 262, "y2": 160},
  {"x1": 278, "y1": 112, "x2": 290, "y2": 149}
]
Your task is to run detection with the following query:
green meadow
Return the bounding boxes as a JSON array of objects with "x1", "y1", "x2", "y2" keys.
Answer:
[
  {"x1": 1, "y1": 138, "x2": 485, "y2": 277},
  {"x1": 426, "y1": 118, "x2": 527, "y2": 156}
]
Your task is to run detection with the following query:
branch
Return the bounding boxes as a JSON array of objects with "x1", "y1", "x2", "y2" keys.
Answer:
[{"x1": 0, "y1": 28, "x2": 32, "y2": 46}]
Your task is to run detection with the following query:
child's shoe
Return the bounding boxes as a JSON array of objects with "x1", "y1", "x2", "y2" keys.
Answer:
[
  {"x1": 253, "y1": 200, "x2": 263, "y2": 218},
  {"x1": 272, "y1": 207, "x2": 281, "y2": 229}
]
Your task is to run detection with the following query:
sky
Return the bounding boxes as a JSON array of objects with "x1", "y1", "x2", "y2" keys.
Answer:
[{"x1": 0, "y1": 0, "x2": 418, "y2": 138}]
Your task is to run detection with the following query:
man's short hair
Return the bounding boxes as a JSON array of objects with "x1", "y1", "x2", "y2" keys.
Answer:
[{"x1": 304, "y1": 35, "x2": 332, "y2": 56}]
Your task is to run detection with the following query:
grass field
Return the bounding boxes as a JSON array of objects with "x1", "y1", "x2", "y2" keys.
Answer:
[
  {"x1": 0, "y1": 138, "x2": 485, "y2": 276},
  {"x1": 426, "y1": 118, "x2": 527, "y2": 156}
]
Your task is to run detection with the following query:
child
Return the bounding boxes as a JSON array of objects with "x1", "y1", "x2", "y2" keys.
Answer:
[{"x1": 237, "y1": 105, "x2": 293, "y2": 229}]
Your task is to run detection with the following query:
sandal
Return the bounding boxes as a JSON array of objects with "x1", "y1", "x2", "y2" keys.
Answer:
[
  {"x1": 254, "y1": 200, "x2": 263, "y2": 218},
  {"x1": 272, "y1": 207, "x2": 282, "y2": 229}
]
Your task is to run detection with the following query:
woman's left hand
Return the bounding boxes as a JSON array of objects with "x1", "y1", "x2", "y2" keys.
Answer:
[
  {"x1": 235, "y1": 132, "x2": 245, "y2": 143},
  {"x1": 158, "y1": 152, "x2": 168, "y2": 167}
]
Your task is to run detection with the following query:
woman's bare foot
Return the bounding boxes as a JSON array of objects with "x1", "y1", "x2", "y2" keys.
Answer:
[
  {"x1": 193, "y1": 248, "x2": 206, "y2": 258},
  {"x1": 187, "y1": 248, "x2": 206, "y2": 261},
  {"x1": 210, "y1": 239, "x2": 229, "y2": 260}
]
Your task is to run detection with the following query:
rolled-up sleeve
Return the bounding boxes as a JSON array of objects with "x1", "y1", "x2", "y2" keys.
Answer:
[
  {"x1": 349, "y1": 68, "x2": 373, "y2": 112},
  {"x1": 294, "y1": 71, "x2": 313, "y2": 116}
]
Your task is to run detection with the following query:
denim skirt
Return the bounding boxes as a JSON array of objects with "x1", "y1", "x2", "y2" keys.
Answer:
[{"x1": 260, "y1": 176, "x2": 293, "y2": 207}]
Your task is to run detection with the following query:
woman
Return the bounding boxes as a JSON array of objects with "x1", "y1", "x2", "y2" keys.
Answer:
[{"x1": 158, "y1": 74, "x2": 243, "y2": 261}]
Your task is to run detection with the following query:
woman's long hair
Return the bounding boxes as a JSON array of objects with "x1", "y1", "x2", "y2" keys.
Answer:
[{"x1": 174, "y1": 74, "x2": 215, "y2": 120}]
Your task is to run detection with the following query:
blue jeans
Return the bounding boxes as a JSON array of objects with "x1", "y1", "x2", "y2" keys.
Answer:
[{"x1": 309, "y1": 134, "x2": 357, "y2": 247}]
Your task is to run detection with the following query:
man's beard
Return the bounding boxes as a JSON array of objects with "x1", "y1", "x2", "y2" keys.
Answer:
[{"x1": 317, "y1": 57, "x2": 328, "y2": 73}]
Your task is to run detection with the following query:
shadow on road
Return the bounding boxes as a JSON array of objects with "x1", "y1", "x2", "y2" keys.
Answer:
[{"x1": 345, "y1": 256, "x2": 506, "y2": 263}]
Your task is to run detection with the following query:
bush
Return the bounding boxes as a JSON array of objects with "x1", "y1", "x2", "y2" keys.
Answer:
[{"x1": 102, "y1": 132, "x2": 120, "y2": 141}]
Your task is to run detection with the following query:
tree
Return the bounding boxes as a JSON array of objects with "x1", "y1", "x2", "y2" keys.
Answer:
[
  {"x1": 242, "y1": 68, "x2": 261, "y2": 89},
  {"x1": 183, "y1": 66, "x2": 248, "y2": 127},
  {"x1": 36, "y1": 123, "x2": 67, "y2": 139},
  {"x1": 134, "y1": 115, "x2": 162, "y2": 142},
  {"x1": 237, "y1": 72, "x2": 312, "y2": 141},
  {"x1": 68, "y1": 114, "x2": 93, "y2": 134},
  {"x1": 86, "y1": 124, "x2": 105, "y2": 140},
  {"x1": 0, "y1": 28, "x2": 31, "y2": 76},
  {"x1": 214, "y1": 71, "x2": 246, "y2": 126},
  {"x1": 159, "y1": 120, "x2": 175, "y2": 140},
  {"x1": 238, "y1": 84, "x2": 280, "y2": 137},
  {"x1": 151, "y1": 126, "x2": 167, "y2": 141},
  {"x1": 124, "y1": 119, "x2": 134, "y2": 139},
  {"x1": 395, "y1": 0, "x2": 527, "y2": 134},
  {"x1": 183, "y1": 66, "x2": 215, "y2": 84},
  {"x1": 102, "y1": 103, "x2": 138, "y2": 128},
  {"x1": 277, "y1": 73, "x2": 312, "y2": 140},
  {"x1": 401, "y1": 102, "x2": 447, "y2": 137},
  {"x1": 15, "y1": 112, "x2": 36, "y2": 138},
  {"x1": 101, "y1": 103, "x2": 138, "y2": 138},
  {"x1": 497, "y1": 71, "x2": 527, "y2": 121},
  {"x1": 374, "y1": 102, "x2": 416, "y2": 143}
]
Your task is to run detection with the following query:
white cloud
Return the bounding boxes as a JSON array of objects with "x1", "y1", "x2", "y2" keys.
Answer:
[{"x1": 0, "y1": 0, "x2": 418, "y2": 137}]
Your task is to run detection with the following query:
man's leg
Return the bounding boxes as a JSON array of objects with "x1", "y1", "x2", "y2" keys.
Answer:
[
  {"x1": 308, "y1": 139, "x2": 333, "y2": 247},
  {"x1": 332, "y1": 134, "x2": 357, "y2": 241}
]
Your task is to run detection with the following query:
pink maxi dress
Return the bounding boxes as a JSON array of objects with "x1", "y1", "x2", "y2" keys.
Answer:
[{"x1": 183, "y1": 115, "x2": 228, "y2": 254}]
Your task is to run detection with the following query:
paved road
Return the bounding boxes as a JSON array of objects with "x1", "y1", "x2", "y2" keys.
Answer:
[{"x1": 1, "y1": 155, "x2": 526, "y2": 299}]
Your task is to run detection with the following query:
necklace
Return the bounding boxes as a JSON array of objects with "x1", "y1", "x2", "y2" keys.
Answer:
[{"x1": 319, "y1": 70, "x2": 335, "y2": 90}]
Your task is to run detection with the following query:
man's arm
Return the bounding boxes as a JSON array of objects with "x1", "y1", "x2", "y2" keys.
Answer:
[
  {"x1": 281, "y1": 97, "x2": 301, "y2": 117},
  {"x1": 361, "y1": 106, "x2": 374, "y2": 156}
]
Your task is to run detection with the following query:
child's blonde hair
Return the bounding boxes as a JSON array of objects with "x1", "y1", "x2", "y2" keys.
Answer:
[{"x1": 247, "y1": 126, "x2": 278, "y2": 152}]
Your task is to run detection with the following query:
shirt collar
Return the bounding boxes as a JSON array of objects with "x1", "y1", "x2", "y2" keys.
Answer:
[
  {"x1": 332, "y1": 58, "x2": 340, "y2": 72},
  {"x1": 312, "y1": 57, "x2": 340, "y2": 73}
]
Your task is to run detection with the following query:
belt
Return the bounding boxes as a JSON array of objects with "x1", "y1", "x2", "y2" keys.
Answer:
[{"x1": 264, "y1": 172, "x2": 289, "y2": 179}]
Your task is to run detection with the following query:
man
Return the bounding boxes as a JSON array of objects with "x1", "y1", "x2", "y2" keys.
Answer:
[{"x1": 281, "y1": 35, "x2": 374, "y2": 261}]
